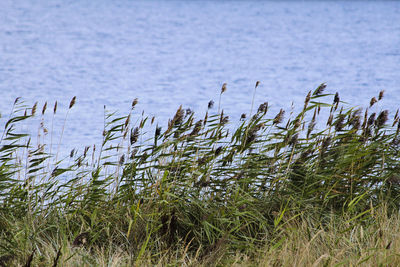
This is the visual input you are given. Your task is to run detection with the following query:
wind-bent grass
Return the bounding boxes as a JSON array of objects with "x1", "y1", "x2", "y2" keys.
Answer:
[{"x1": 1, "y1": 83, "x2": 400, "y2": 266}]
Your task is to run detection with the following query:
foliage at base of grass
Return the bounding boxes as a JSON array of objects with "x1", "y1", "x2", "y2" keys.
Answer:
[{"x1": 0, "y1": 84, "x2": 399, "y2": 266}]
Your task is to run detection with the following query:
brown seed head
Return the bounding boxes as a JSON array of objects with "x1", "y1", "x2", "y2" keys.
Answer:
[
  {"x1": 53, "y1": 101, "x2": 58, "y2": 114},
  {"x1": 370, "y1": 97, "x2": 378, "y2": 107},
  {"x1": 119, "y1": 154, "x2": 125, "y2": 165},
  {"x1": 42, "y1": 102, "x2": 47, "y2": 115},
  {"x1": 313, "y1": 83, "x2": 327, "y2": 96},
  {"x1": 208, "y1": 100, "x2": 214, "y2": 109},
  {"x1": 255, "y1": 81, "x2": 260, "y2": 88},
  {"x1": 31, "y1": 102, "x2": 37, "y2": 116},
  {"x1": 220, "y1": 115, "x2": 229, "y2": 124},
  {"x1": 155, "y1": 125, "x2": 162, "y2": 137},
  {"x1": 185, "y1": 108, "x2": 193, "y2": 117},
  {"x1": 173, "y1": 105, "x2": 184, "y2": 126},
  {"x1": 375, "y1": 110, "x2": 389, "y2": 128},
  {"x1": 131, "y1": 127, "x2": 139, "y2": 145},
  {"x1": 307, "y1": 121, "x2": 316, "y2": 138},
  {"x1": 335, "y1": 114, "x2": 346, "y2": 131},
  {"x1": 189, "y1": 120, "x2": 203, "y2": 136},
  {"x1": 221, "y1": 83, "x2": 227, "y2": 94},
  {"x1": 69, "y1": 96, "x2": 76, "y2": 109},
  {"x1": 132, "y1": 98, "x2": 138, "y2": 109},
  {"x1": 273, "y1": 109, "x2": 285, "y2": 125},
  {"x1": 334, "y1": 92, "x2": 340, "y2": 104},
  {"x1": 367, "y1": 113, "x2": 376, "y2": 127},
  {"x1": 379, "y1": 90, "x2": 385, "y2": 101},
  {"x1": 350, "y1": 115, "x2": 361, "y2": 130},
  {"x1": 294, "y1": 118, "x2": 301, "y2": 129},
  {"x1": 258, "y1": 102, "x2": 268, "y2": 113},
  {"x1": 304, "y1": 91, "x2": 311, "y2": 110},
  {"x1": 289, "y1": 133, "x2": 299, "y2": 146}
]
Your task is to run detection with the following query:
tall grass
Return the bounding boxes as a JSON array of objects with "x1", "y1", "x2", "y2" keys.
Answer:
[{"x1": 0, "y1": 84, "x2": 399, "y2": 266}]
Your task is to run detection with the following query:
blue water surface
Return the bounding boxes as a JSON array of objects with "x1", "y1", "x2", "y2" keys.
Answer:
[{"x1": 0, "y1": 0, "x2": 399, "y2": 153}]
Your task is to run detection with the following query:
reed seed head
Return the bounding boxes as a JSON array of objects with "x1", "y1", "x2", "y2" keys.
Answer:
[
  {"x1": 367, "y1": 113, "x2": 376, "y2": 127},
  {"x1": 313, "y1": 83, "x2": 327, "y2": 96},
  {"x1": 119, "y1": 154, "x2": 125, "y2": 165},
  {"x1": 379, "y1": 90, "x2": 385, "y2": 101},
  {"x1": 350, "y1": 115, "x2": 361, "y2": 130},
  {"x1": 376, "y1": 110, "x2": 389, "y2": 128},
  {"x1": 240, "y1": 113, "x2": 246, "y2": 120},
  {"x1": 370, "y1": 97, "x2": 377, "y2": 107},
  {"x1": 289, "y1": 133, "x2": 299, "y2": 146},
  {"x1": 42, "y1": 102, "x2": 47, "y2": 115},
  {"x1": 54, "y1": 101, "x2": 58, "y2": 114},
  {"x1": 69, "y1": 96, "x2": 76, "y2": 109},
  {"x1": 189, "y1": 120, "x2": 203, "y2": 136},
  {"x1": 132, "y1": 98, "x2": 138, "y2": 109},
  {"x1": 84, "y1": 146, "x2": 90, "y2": 158},
  {"x1": 294, "y1": 118, "x2": 301, "y2": 129},
  {"x1": 273, "y1": 109, "x2": 285, "y2": 125},
  {"x1": 255, "y1": 81, "x2": 260, "y2": 88},
  {"x1": 304, "y1": 91, "x2": 311, "y2": 110},
  {"x1": 246, "y1": 131, "x2": 257, "y2": 145},
  {"x1": 334, "y1": 92, "x2": 340, "y2": 105},
  {"x1": 258, "y1": 102, "x2": 268, "y2": 113},
  {"x1": 31, "y1": 102, "x2": 37, "y2": 116},
  {"x1": 334, "y1": 114, "x2": 345, "y2": 131},
  {"x1": 221, "y1": 83, "x2": 227, "y2": 94},
  {"x1": 185, "y1": 108, "x2": 193, "y2": 117},
  {"x1": 215, "y1": 146, "x2": 223, "y2": 156},
  {"x1": 220, "y1": 115, "x2": 229, "y2": 124},
  {"x1": 155, "y1": 125, "x2": 162, "y2": 137},
  {"x1": 208, "y1": 100, "x2": 214, "y2": 109},
  {"x1": 131, "y1": 127, "x2": 139, "y2": 145},
  {"x1": 172, "y1": 105, "x2": 184, "y2": 126}
]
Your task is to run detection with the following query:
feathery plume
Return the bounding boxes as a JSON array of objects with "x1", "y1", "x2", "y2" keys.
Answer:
[
  {"x1": 375, "y1": 110, "x2": 389, "y2": 128},
  {"x1": 313, "y1": 83, "x2": 327, "y2": 96}
]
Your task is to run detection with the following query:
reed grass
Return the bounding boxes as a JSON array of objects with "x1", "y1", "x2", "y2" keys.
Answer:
[{"x1": 0, "y1": 84, "x2": 400, "y2": 266}]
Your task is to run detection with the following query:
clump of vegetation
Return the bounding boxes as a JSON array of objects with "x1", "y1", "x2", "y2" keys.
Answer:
[{"x1": 0, "y1": 83, "x2": 399, "y2": 266}]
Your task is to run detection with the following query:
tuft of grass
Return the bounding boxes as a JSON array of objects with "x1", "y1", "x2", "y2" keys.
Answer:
[{"x1": 0, "y1": 84, "x2": 400, "y2": 265}]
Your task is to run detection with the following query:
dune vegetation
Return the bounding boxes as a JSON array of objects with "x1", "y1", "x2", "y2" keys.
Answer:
[{"x1": 1, "y1": 83, "x2": 400, "y2": 266}]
